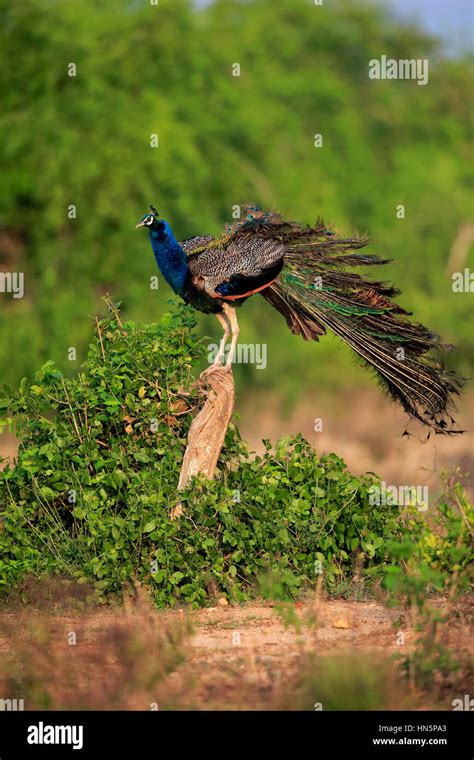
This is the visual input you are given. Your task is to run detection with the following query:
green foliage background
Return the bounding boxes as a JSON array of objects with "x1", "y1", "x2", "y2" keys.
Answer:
[{"x1": 0, "y1": 0, "x2": 472, "y2": 403}]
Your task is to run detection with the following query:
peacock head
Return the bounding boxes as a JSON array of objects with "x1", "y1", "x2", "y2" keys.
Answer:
[{"x1": 136, "y1": 205, "x2": 167, "y2": 232}]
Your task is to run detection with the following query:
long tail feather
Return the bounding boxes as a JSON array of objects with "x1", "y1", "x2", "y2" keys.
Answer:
[{"x1": 256, "y1": 216, "x2": 464, "y2": 435}]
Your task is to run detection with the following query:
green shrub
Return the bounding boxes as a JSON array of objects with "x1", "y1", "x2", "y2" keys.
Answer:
[
  {"x1": 381, "y1": 476, "x2": 473, "y2": 604},
  {"x1": 0, "y1": 299, "x2": 470, "y2": 607}
]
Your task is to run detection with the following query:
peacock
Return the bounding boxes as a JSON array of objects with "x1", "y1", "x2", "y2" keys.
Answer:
[{"x1": 136, "y1": 204, "x2": 463, "y2": 435}]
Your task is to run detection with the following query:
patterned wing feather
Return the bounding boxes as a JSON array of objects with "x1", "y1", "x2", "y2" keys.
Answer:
[{"x1": 188, "y1": 236, "x2": 285, "y2": 298}]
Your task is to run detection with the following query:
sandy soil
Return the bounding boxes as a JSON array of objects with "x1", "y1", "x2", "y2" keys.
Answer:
[{"x1": 1, "y1": 595, "x2": 472, "y2": 710}]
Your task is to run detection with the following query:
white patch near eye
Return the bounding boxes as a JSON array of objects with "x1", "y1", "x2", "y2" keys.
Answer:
[{"x1": 146, "y1": 216, "x2": 153, "y2": 225}]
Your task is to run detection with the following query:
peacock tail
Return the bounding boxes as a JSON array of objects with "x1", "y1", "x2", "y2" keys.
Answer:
[{"x1": 225, "y1": 206, "x2": 463, "y2": 435}]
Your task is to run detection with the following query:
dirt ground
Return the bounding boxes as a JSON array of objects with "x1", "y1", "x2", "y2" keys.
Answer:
[{"x1": 0, "y1": 594, "x2": 472, "y2": 710}]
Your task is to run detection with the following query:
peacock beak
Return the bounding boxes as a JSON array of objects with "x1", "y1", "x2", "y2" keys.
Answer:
[{"x1": 135, "y1": 221, "x2": 145, "y2": 228}]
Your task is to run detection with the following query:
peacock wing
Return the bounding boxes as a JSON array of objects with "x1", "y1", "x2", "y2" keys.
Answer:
[{"x1": 188, "y1": 236, "x2": 285, "y2": 299}]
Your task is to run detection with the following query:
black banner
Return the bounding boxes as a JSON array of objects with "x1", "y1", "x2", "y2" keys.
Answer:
[{"x1": 0, "y1": 710, "x2": 472, "y2": 758}]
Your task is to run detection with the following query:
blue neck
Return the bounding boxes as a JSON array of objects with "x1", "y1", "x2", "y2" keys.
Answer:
[{"x1": 149, "y1": 222, "x2": 188, "y2": 294}]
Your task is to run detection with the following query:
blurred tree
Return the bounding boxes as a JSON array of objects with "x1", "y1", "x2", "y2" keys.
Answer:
[{"x1": 0, "y1": 0, "x2": 472, "y2": 404}]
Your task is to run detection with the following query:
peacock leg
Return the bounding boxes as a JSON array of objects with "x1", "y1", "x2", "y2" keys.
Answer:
[
  {"x1": 221, "y1": 303, "x2": 240, "y2": 371},
  {"x1": 211, "y1": 311, "x2": 231, "y2": 367}
]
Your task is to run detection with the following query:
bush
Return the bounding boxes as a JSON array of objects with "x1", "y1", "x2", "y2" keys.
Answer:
[{"x1": 0, "y1": 298, "x2": 470, "y2": 607}]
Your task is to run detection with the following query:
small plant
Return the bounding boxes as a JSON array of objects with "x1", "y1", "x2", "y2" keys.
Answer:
[
  {"x1": 379, "y1": 477, "x2": 473, "y2": 698},
  {"x1": 289, "y1": 654, "x2": 405, "y2": 711}
]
